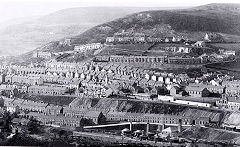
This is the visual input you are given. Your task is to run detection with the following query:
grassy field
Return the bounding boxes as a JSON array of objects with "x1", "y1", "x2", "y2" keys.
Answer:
[
  {"x1": 204, "y1": 42, "x2": 240, "y2": 78},
  {"x1": 113, "y1": 44, "x2": 153, "y2": 50},
  {"x1": 208, "y1": 43, "x2": 240, "y2": 51},
  {"x1": 99, "y1": 44, "x2": 152, "y2": 56},
  {"x1": 99, "y1": 43, "x2": 188, "y2": 57},
  {"x1": 183, "y1": 126, "x2": 240, "y2": 145},
  {"x1": 206, "y1": 58, "x2": 240, "y2": 71}
]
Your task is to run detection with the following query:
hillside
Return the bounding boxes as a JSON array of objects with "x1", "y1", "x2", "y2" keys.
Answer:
[
  {"x1": 36, "y1": 7, "x2": 163, "y2": 25},
  {"x1": 11, "y1": 3, "x2": 240, "y2": 64},
  {"x1": 37, "y1": 3, "x2": 240, "y2": 53},
  {"x1": 69, "y1": 97, "x2": 224, "y2": 117},
  {"x1": 182, "y1": 126, "x2": 240, "y2": 145},
  {"x1": 0, "y1": 7, "x2": 162, "y2": 56},
  {"x1": 68, "y1": 3, "x2": 240, "y2": 46}
]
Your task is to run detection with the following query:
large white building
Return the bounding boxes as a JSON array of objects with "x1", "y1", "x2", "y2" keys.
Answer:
[
  {"x1": 33, "y1": 51, "x2": 52, "y2": 59},
  {"x1": 74, "y1": 43, "x2": 104, "y2": 52},
  {"x1": 223, "y1": 50, "x2": 236, "y2": 56},
  {"x1": 106, "y1": 37, "x2": 115, "y2": 43}
]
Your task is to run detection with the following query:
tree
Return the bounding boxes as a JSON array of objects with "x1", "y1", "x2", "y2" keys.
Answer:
[
  {"x1": 3, "y1": 112, "x2": 12, "y2": 133},
  {"x1": 27, "y1": 118, "x2": 42, "y2": 134},
  {"x1": 12, "y1": 88, "x2": 19, "y2": 97}
]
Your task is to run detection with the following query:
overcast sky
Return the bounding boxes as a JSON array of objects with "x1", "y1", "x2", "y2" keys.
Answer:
[{"x1": 0, "y1": 0, "x2": 239, "y2": 23}]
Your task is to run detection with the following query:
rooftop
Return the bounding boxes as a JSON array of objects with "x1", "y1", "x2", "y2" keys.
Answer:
[{"x1": 185, "y1": 85, "x2": 207, "y2": 92}]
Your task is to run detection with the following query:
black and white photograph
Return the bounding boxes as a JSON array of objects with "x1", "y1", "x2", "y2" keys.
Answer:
[{"x1": 0, "y1": 0, "x2": 240, "y2": 146}]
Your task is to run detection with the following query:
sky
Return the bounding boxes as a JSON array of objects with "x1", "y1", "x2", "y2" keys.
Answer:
[{"x1": 0, "y1": 0, "x2": 239, "y2": 23}]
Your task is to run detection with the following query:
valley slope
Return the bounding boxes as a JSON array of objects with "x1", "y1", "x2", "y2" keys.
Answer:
[{"x1": 0, "y1": 7, "x2": 162, "y2": 56}]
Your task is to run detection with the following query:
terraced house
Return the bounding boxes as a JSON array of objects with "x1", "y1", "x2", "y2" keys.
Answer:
[
  {"x1": 167, "y1": 57, "x2": 202, "y2": 64},
  {"x1": 33, "y1": 51, "x2": 52, "y2": 59},
  {"x1": 26, "y1": 112, "x2": 84, "y2": 128},
  {"x1": 226, "y1": 87, "x2": 240, "y2": 96},
  {"x1": 28, "y1": 85, "x2": 67, "y2": 96},
  {"x1": 106, "y1": 108, "x2": 221, "y2": 127},
  {"x1": 63, "y1": 107, "x2": 106, "y2": 124},
  {"x1": 216, "y1": 96, "x2": 240, "y2": 111},
  {"x1": 109, "y1": 55, "x2": 166, "y2": 64},
  {"x1": 3, "y1": 97, "x2": 48, "y2": 113}
]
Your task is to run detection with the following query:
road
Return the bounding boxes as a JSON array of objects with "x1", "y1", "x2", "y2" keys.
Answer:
[
  {"x1": 72, "y1": 131, "x2": 185, "y2": 147},
  {"x1": 84, "y1": 122, "x2": 192, "y2": 129}
]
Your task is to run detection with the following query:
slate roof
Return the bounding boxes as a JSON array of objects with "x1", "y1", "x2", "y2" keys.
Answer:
[{"x1": 185, "y1": 85, "x2": 206, "y2": 92}]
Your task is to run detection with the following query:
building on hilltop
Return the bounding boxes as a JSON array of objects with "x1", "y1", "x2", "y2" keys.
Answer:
[
  {"x1": 59, "y1": 38, "x2": 72, "y2": 46},
  {"x1": 106, "y1": 37, "x2": 115, "y2": 43},
  {"x1": 33, "y1": 51, "x2": 52, "y2": 59},
  {"x1": 74, "y1": 43, "x2": 104, "y2": 52},
  {"x1": 194, "y1": 41, "x2": 206, "y2": 47},
  {"x1": 223, "y1": 50, "x2": 236, "y2": 56},
  {"x1": 167, "y1": 57, "x2": 202, "y2": 64},
  {"x1": 204, "y1": 33, "x2": 211, "y2": 42},
  {"x1": 165, "y1": 37, "x2": 177, "y2": 43},
  {"x1": 106, "y1": 31, "x2": 146, "y2": 44}
]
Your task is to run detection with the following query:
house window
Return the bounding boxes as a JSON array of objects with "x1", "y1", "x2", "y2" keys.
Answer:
[{"x1": 192, "y1": 120, "x2": 196, "y2": 125}]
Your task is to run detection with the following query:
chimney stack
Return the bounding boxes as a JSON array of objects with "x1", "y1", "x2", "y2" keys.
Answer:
[
  {"x1": 178, "y1": 119, "x2": 182, "y2": 133},
  {"x1": 162, "y1": 123, "x2": 166, "y2": 130},
  {"x1": 129, "y1": 121, "x2": 132, "y2": 131},
  {"x1": 146, "y1": 123, "x2": 150, "y2": 134}
]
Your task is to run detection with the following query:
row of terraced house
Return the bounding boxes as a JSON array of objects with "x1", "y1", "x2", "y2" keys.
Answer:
[
  {"x1": 2, "y1": 96, "x2": 222, "y2": 128},
  {"x1": 105, "y1": 31, "x2": 180, "y2": 43},
  {"x1": 94, "y1": 55, "x2": 207, "y2": 65},
  {"x1": 3, "y1": 97, "x2": 105, "y2": 127}
]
